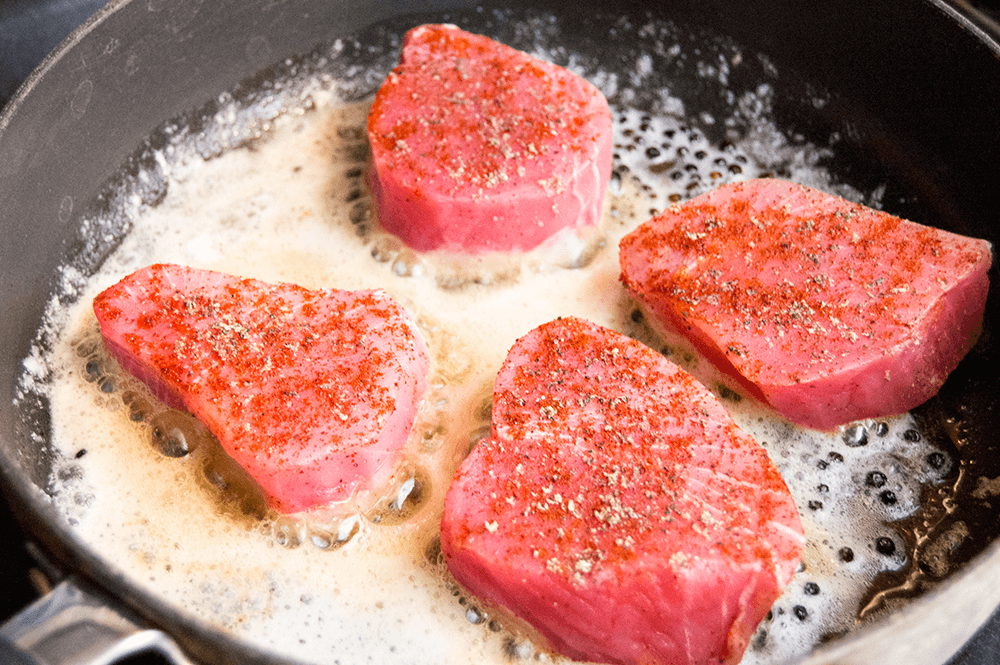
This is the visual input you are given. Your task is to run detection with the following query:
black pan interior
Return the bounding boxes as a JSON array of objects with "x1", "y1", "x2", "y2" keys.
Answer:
[{"x1": 2, "y1": 0, "x2": 1000, "y2": 663}]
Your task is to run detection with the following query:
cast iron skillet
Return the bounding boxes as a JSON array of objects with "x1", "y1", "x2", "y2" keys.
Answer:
[{"x1": 2, "y1": 0, "x2": 1000, "y2": 663}]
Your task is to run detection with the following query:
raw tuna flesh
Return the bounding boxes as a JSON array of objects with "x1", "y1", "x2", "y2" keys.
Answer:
[
  {"x1": 620, "y1": 179, "x2": 993, "y2": 430},
  {"x1": 93, "y1": 264, "x2": 430, "y2": 513},
  {"x1": 440, "y1": 317, "x2": 803, "y2": 665},
  {"x1": 366, "y1": 24, "x2": 613, "y2": 253}
]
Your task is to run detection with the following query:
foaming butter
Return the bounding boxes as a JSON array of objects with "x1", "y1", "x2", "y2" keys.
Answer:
[{"x1": 30, "y1": 33, "x2": 953, "y2": 665}]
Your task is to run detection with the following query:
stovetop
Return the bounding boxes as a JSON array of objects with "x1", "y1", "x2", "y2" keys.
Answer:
[{"x1": 3, "y1": 1, "x2": 1000, "y2": 663}]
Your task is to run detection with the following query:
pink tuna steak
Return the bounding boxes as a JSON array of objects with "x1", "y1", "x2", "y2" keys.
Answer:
[
  {"x1": 93, "y1": 264, "x2": 430, "y2": 514},
  {"x1": 367, "y1": 24, "x2": 613, "y2": 253},
  {"x1": 440, "y1": 317, "x2": 803, "y2": 665},
  {"x1": 620, "y1": 179, "x2": 993, "y2": 430}
]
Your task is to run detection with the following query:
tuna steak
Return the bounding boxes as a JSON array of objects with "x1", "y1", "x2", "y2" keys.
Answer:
[
  {"x1": 93, "y1": 264, "x2": 430, "y2": 514},
  {"x1": 440, "y1": 317, "x2": 803, "y2": 665},
  {"x1": 620, "y1": 179, "x2": 993, "y2": 430},
  {"x1": 367, "y1": 24, "x2": 613, "y2": 253}
]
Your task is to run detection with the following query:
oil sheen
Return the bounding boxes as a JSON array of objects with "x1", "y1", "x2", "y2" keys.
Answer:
[{"x1": 20, "y1": 15, "x2": 956, "y2": 665}]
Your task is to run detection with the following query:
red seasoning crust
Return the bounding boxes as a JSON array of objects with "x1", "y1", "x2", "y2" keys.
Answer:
[
  {"x1": 367, "y1": 24, "x2": 613, "y2": 253},
  {"x1": 93, "y1": 264, "x2": 430, "y2": 513},
  {"x1": 620, "y1": 179, "x2": 993, "y2": 430},
  {"x1": 441, "y1": 317, "x2": 803, "y2": 665}
]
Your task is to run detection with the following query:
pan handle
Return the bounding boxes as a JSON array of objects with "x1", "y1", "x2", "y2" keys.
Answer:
[{"x1": 0, "y1": 576, "x2": 195, "y2": 665}]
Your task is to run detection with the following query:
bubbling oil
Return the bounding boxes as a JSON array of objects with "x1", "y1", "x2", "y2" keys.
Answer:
[{"x1": 17, "y1": 11, "x2": 965, "y2": 665}]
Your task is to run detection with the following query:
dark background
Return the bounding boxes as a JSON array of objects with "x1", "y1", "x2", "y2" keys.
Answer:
[{"x1": 3, "y1": 0, "x2": 1000, "y2": 663}]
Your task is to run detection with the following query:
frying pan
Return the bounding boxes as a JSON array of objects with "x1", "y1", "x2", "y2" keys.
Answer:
[{"x1": 2, "y1": 0, "x2": 999, "y2": 663}]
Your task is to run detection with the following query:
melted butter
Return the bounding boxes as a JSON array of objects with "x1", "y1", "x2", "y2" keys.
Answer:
[{"x1": 26, "y1": 24, "x2": 955, "y2": 665}]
